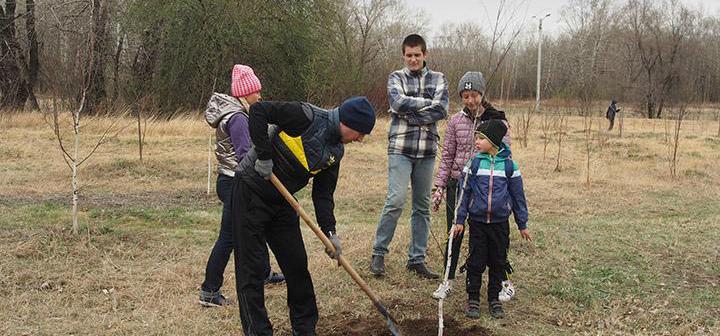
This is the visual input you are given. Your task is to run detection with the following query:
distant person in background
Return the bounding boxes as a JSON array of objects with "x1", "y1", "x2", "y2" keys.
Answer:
[
  {"x1": 199, "y1": 64, "x2": 284, "y2": 308},
  {"x1": 606, "y1": 99, "x2": 621, "y2": 130}
]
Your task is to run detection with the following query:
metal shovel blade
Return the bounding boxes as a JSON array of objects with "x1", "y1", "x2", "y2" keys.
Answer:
[{"x1": 374, "y1": 301, "x2": 402, "y2": 336}]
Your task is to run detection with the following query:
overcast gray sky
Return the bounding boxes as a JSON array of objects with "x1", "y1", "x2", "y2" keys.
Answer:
[{"x1": 408, "y1": 0, "x2": 720, "y2": 44}]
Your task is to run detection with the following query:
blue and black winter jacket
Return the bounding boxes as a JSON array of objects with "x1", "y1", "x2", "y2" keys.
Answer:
[{"x1": 454, "y1": 145, "x2": 529, "y2": 229}]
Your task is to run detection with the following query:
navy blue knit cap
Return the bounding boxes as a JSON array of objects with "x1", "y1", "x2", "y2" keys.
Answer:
[{"x1": 339, "y1": 96, "x2": 376, "y2": 134}]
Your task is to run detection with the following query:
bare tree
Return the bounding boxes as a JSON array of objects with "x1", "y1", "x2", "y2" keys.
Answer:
[
  {"x1": 553, "y1": 112, "x2": 567, "y2": 172},
  {"x1": 21, "y1": 0, "x2": 41, "y2": 111},
  {"x1": 563, "y1": 0, "x2": 612, "y2": 185},
  {"x1": 0, "y1": 0, "x2": 28, "y2": 108},
  {"x1": 481, "y1": 0, "x2": 527, "y2": 91},
  {"x1": 513, "y1": 105, "x2": 533, "y2": 148},
  {"x1": 667, "y1": 103, "x2": 690, "y2": 177},
  {"x1": 43, "y1": 0, "x2": 127, "y2": 234},
  {"x1": 80, "y1": 0, "x2": 109, "y2": 114},
  {"x1": 623, "y1": 0, "x2": 694, "y2": 119},
  {"x1": 540, "y1": 105, "x2": 557, "y2": 160},
  {"x1": 47, "y1": 91, "x2": 125, "y2": 234}
]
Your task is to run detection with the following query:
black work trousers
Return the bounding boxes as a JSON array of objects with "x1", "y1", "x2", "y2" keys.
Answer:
[
  {"x1": 466, "y1": 219, "x2": 509, "y2": 303},
  {"x1": 232, "y1": 177, "x2": 318, "y2": 336}
]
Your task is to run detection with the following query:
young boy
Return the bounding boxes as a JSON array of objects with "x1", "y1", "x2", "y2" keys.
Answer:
[{"x1": 452, "y1": 119, "x2": 532, "y2": 319}]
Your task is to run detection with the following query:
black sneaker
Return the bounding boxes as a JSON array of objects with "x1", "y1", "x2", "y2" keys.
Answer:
[
  {"x1": 265, "y1": 272, "x2": 285, "y2": 285},
  {"x1": 465, "y1": 299, "x2": 481, "y2": 319},
  {"x1": 198, "y1": 293, "x2": 233, "y2": 307},
  {"x1": 489, "y1": 300, "x2": 505, "y2": 319},
  {"x1": 370, "y1": 255, "x2": 385, "y2": 277},
  {"x1": 406, "y1": 262, "x2": 440, "y2": 279}
]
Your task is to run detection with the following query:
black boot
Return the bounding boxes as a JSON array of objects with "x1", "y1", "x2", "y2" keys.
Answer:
[
  {"x1": 489, "y1": 300, "x2": 505, "y2": 319},
  {"x1": 406, "y1": 262, "x2": 439, "y2": 279},
  {"x1": 370, "y1": 255, "x2": 385, "y2": 276}
]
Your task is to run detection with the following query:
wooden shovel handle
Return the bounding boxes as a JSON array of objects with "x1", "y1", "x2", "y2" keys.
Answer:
[{"x1": 269, "y1": 174, "x2": 384, "y2": 305}]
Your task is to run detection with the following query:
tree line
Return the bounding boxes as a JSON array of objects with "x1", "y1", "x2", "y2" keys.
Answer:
[{"x1": 1, "y1": 0, "x2": 719, "y2": 119}]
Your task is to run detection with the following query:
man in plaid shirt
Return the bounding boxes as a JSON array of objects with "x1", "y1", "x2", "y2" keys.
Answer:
[{"x1": 371, "y1": 34, "x2": 449, "y2": 279}]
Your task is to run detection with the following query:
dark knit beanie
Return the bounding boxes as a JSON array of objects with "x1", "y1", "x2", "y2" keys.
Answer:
[
  {"x1": 339, "y1": 96, "x2": 376, "y2": 134},
  {"x1": 475, "y1": 119, "x2": 507, "y2": 150}
]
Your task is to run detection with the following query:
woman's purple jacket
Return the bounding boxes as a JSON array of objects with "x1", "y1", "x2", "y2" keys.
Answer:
[{"x1": 434, "y1": 107, "x2": 511, "y2": 188}]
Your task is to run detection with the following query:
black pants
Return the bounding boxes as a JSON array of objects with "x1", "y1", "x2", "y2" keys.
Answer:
[
  {"x1": 202, "y1": 174, "x2": 271, "y2": 293},
  {"x1": 608, "y1": 116, "x2": 615, "y2": 130},
  {"x1": 232, "y1": 177, "x2": 318, "y2": 336},
  {"x1": 443, "y1": 178, "x2": 463, "y2": 280},
  {"x1": 466, "y1": 219, "x2": 509, "y2": 303}
]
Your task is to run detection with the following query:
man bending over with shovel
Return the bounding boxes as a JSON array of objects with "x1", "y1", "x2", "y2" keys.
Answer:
[{"x1": 231, "y1": 97, "x2": 376, "y2": 336}]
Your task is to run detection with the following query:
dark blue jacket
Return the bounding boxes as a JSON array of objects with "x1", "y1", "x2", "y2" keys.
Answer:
[{"x1": 455, "y1": 145, "x2": 529, "y2": 229}]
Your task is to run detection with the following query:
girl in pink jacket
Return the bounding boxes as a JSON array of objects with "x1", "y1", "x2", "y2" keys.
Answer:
[{"x1": 432, "y1": 71, "x2": 511, "y2": 299}]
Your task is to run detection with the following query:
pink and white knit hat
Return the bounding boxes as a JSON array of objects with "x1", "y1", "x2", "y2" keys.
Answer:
[{"x1": 231, "y1": 64, "x2": 262, "y2": 97}]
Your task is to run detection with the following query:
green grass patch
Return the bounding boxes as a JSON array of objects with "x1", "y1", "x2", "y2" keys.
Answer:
[
  {"x1": 88, "y1": 207, "x2": 217, "y2": 229},
  {"x1": 0, "y1": 202, "x2": 70, "y2": 229}
]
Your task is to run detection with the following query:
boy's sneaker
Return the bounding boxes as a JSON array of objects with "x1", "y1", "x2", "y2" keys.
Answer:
[
  {"x1": 432, "y1": 280, "x2": 453, "y2": 299},
  {"x1": 465, "y1": 299, "x2": 481, "y2": 319},
  {"x1": 198, "y1": 292, "x2": 233, "y2": 307},
  {"x1": 489, "y1": 300, "x2": 505, "y2": 319},
  {"x1": 265, "y1": 272, "x2": 285, "y2": 285},
  {"x1": 498, "y1": 280, "x2": 515, "y2": 302}
]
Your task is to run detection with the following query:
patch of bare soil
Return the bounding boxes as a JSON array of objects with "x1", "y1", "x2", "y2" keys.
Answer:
[{"x1": 322, "y1": 315, "x2": 492, "y2": 336}]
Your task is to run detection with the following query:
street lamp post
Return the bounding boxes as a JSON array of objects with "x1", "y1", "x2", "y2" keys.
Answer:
[{"x1": 533, "y1": 13, "x2": 550, "y2": 113}]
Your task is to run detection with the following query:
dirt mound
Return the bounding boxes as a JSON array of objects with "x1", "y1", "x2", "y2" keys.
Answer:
[{"x1": 322, "y1": 315, "x2": 492, "y2": 336}]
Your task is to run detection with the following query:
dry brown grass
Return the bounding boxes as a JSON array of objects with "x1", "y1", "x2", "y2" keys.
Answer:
[{"x1": 1, "y1": 108, "x2": 719, "y2": 335}]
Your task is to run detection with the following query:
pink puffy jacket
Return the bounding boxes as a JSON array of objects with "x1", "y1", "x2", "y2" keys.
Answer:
[{"x1": 434, "y1": 108, "x2": 511, "y2": 188}]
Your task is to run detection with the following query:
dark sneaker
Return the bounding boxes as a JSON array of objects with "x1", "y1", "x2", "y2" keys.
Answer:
[
  {"x1": 406, "y1": 262, "x2": 440, "y2": 279},
  {"x1": 465, "y1": 299, "x2": 481, "y2": 319},
  {"x1": 198, "y1": 293, "x2": 233, "y2": 307},
  {"x1": 265, "y1": 272, "x2": 285, "y2": 285},
  {"x1": 370, "y1": 255, "x2": 385, "y2": 277},
  {"x1": 292, "y1": 329, "x2": 317, "y2": 336},
  {"x1": 489, "y1": 300, "x2": 505, "y2": 319}
]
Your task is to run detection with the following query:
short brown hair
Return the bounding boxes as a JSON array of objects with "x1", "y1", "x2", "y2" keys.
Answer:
[{"x1": 402, "y1": 34, "x2": 427, "y2": 53}]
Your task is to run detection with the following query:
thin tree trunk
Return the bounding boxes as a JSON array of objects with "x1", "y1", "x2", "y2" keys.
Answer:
[
  {"x1": 113, "y1": 30, "x2": 124, "y2": 101},
  {"x1": 619, "y1": 103, "x2": 625, "y2": 138},
  {"x1": 0, "y1": 0, "x2": 28, "y2": 108},
  {"x1": 71, "y1": 93, "x2": 85, "y2": 234},
  {"x1": 585, "y1": 121, "x2": 592, "y2": 186},
  {"x1": 135, "y1": 103, "x2": 143, "y2": 162},
  {"x1": 81, "y1": 0, "x2": 108, "y2": 114},
  {"x1": 499, "y1": 72, "x2": 505, "y2": 105},
  {"x1": 25, "y1": 0, "x2": 40, "y2": 111},
  {"x1": 554, "y1": 117, "x2": 565, "y2": 172},
  {"x1": 670, "y1": 112, "x2": 683, "y2": 178}
]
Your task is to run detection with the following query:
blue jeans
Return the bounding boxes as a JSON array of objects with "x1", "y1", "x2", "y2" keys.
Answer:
[
  {"x1": 372, "y1": 154, "x2": 435, "y2": 265},
  {"x1": 201, "y1": 174, "x2": 270, "y2": 293}
]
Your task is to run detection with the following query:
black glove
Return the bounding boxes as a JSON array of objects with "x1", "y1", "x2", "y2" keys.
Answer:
[
  {"x1": 254, "y1": 159, "x2": 273, "y2": 180},
  {"x1": 325, "y1": 232, "x2": 342, "y2": 266}
]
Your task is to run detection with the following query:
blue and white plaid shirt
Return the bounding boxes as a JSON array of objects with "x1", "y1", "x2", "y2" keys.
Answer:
[{"x1": 386, "y1": 65, "x2": 449, "y2": 158}]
